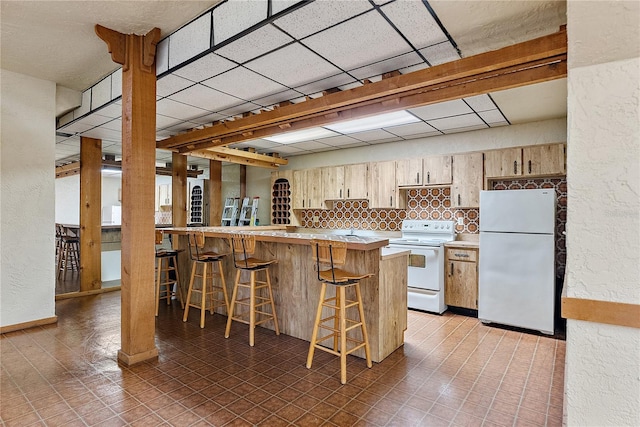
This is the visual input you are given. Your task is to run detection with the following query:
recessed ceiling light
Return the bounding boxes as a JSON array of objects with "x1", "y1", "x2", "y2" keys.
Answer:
[
  {"x1": 325, "y1": 110, "x2": 420, "y2": 134},
  {"x1": 264, "y1": 127, "x2": 337, "y2": 144}
]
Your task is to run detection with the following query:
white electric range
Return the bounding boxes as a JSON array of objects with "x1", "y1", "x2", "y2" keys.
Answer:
[{"x1": 387, "y1": 220, "x2": 455, "y2": 314}]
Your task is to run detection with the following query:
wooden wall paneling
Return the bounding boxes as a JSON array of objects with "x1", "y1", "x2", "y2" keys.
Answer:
[
  {"x1": 209, "y1": 160, "x2": 222, "y2": 226},
  {"x1": 96, "y1": 24, "x2": 160, "y2": 366},
  {"x1": 79, "y1": 136, "x2": 102, "y2": 291},
  {"x1": 172, "y1": 153, "x2": 187, "y2": 229}
]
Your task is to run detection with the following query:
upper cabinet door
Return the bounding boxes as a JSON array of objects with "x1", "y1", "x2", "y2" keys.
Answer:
[
  {"x1": 423, "y1": 155, "x2": 452, "y2": 185},
  {"x1": 523, "y1": 143, "x2": 566, "y2": 176},
  {"x1": 292, "y1": 169, "x2": 307, "y2": 209},
  {"x1": 396, "y1": 158, "x2": 423, "y2": 186},
  {"x1": 322, "y1": 166, "x2": 345, "y2": 200},
  {"x1": 306, "y1": 168, "x2": 324, "y2": 209},
  {"x1": 452, "y1": 153, "x2": 483, "y2": 208},
  {"x1": 369, "y1": 160, "x2": 404, "y2": 208},
  {"x1": 344, "y1": 163, "x2": 369, "y2": 199},
  {"x1": 484, "y1": 148, "x2": 523, "y2": 178}
]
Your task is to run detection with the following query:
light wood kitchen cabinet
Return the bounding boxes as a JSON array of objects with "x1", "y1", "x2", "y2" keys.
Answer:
[
  {"x1": 344, "y1": 163, "x2": 369, "y2": 199},
  {"x1": 523, "y1": 143, "x2": 566, "y2": 176},
  {"x1": 452, "y1": 153, "x2": 483, "y2": 208},
  {"x1": 292, "y1": 169, "x2": 323, "y2": 209},
  {"x1": 396, "y1": 158, "x2": 423, "y2": 186},
  {"x1": 484, "y1": 147, "x2": 522, "y2": 177},
  {"x1": 322, "y1": 166, "x2": 345, "y2": 200},
  {"x1": 369, "y1": 160, "x2": 405, "y2": 208},
  {"x1": 423, "y1": 155, "x2": 452, "y2": 185},
  {"x1": 445, "y1": 247, "x2": 478, "y2": 310}
]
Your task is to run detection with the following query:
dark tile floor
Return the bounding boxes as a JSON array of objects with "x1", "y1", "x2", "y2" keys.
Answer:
[{"x1": 1, "y1": 292, "x2": 565, "y2": 426}]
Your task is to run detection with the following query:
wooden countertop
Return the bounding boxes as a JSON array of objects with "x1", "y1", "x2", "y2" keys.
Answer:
[
  {"x1": 380, "y1": 247, "x2": 411, "y2": 260},
  {"x1": 161, "y1": 226, "x2": 390, "y2": 251}
]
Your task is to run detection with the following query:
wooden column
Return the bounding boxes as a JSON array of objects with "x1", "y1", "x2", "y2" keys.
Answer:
[
  {"x1": 79, "y1": 136, "x2": 102, "y2": 291},
  {"x1": 240, "y1": 165, "x2": 247, "y2": 200},
  {"x1": 96, "y1": 24, "x2": 161, "y2": 366},
  {"x1": 209, "y1": 160, "x2": 222, "y2": 226},
  {"x1": 171, "y1": 153, "x2": 187, "y2": 229}
]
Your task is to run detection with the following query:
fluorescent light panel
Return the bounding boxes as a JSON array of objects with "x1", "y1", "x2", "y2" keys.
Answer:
[
  {"x1": 264, "y1": 127, "x2": 337, "y2": 144},
  {"x1": 325, "y1": 110, "x2": 420, "y2": 134}
]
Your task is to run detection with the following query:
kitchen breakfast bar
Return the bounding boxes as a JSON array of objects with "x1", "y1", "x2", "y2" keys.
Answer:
[{"x1": 161, "y1": 226, "x2": 409, "y2": 363}]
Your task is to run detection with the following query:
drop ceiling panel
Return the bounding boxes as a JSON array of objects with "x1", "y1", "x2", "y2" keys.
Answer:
[
  {"x1": 91, "y1": 77, "x2": 111, "y2": 110},
  {"x1": 286, "y1": 140, "x2": 335, "y2": 151},
  {"x1": 245, "y1": 42, "x2": 342, "y2": 88},
  {"x1": 74, "y1": 90, "x2": 91, "y2": 118},
  {"x1": 419, "y1": 42, "x2": 460, "y2": 66},
  {"x1": 293, "y1": 73, "x2": 357, "y2": 96},
  {"x1": 428, "y1": 113, "x2": 486, "y2": 131},
  {"x1": 441, "y1": 124, "x2": 488, "y2": 134},
  {"x1": 349, "y1": 129, "x2": 398, "y2": 142},
  {"x1": 384, "y1": 121, "x2": 438, "y2": 137},
  {"x1": 380, "y1": 0, "x2": 448, "y2": 49},
  {"x1": 202, "y1": 67, "x2": 290, "y2": 100},
  {"x1": 251, "y1": 89, "x2": 302, "y2": 107},
  {"x1": 368, "y1": 136, "x2": 403, "y2": 145},
  {"x1": 172, "y1": 53, "x2": 236, "y2": 83},
  {"x1": 157, "y1": 74, "x2": 196, "y2": 98},
  {"x1": 59, "y1": 121, "x2": 94, "y2": 134},
  {"x1": 217, "y1": 102, "x2": 261, "y2": 117},
  {"x1": 215, "y1": 24, "x2": 294, "y2": 64},
  {"x1": 189, "y1": 112, "x2": 227, "y2": 125},
  {"x1": 156, "y1": 38, "x2": 169, "y2": 75},
  {"x1": 156, "y1": 98, "x2": 209, "y2": 121},
  {"x1": 478, "y1": 109, "x2": 508, "y2": 125},
  {"x1": 303, "y1": 11, "x2": 412, "y2": 71},
  {"x1": 111, "y1": 69, "x2": 122, "y2": 99},
  {"x1": 168, "y1": 13, "x2": 212, "y2": 68},
  {"x1": 212, "y1": 0, "x2": 267, "y2": 44},
  {"x1": 97, "y1": 103, "x2": 122, "y2": 119},
  {"x1": 274, "y1": 0, "x2": 372, "y2": 39},
  {"x1": 316, "y1": 135, "x2": 361, "y2": 147},
  {"x1": 464, "y1": 94, "x2": 497, "y2": 112},
  {"x1": 101, "y1": 119, "x2": 122, "y2": 132},
  {"x1": 156, "y1": 114, "x2": 185, "y2": 129},
  {"x1": 348, "y1": 51, "x2": 423, "y2": 80},
  {"x1": 272, "y1": 0, "x2": 303, "y2": 15},
  {"x1": 168, "y1": 84, "x2": 242, "y2": 112},
  {"x1": 81, "y1": 127, "x2": 122, "y2": 142},
  {"x1": 266, "y1": 145, "x2": 307, "y2": 155},
  {"x1": 409, "y1": 99, "x2": 473, "y2": 121},
  {"x1": 236, "y1": 139, "x2": 282, "y2": 150},
  {"x1": 491, "y1": 78, "x2": 567, "y2": 124},
  {"x1": 74, "y1": 113, "x2": 113, "y2": 128}
]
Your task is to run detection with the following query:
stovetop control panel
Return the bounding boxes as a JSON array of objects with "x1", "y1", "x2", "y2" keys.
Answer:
[{"x1": 400, "y1": 220, "x2": 455, "y2": 233}]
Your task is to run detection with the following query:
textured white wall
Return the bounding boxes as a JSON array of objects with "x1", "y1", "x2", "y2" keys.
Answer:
[
  {"x1": 1, "y1": 69, "x2": 57, "y2": 328},
  {"x1": 55, "y1": 175, "x2": 80, "y2": 224},
  {"x1": 565, "y1": 1, "x2": 640, "y2": 425}
]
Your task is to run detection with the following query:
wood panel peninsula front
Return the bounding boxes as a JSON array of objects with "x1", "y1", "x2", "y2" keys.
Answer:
[{"x1": 161, "y1": 226, "x2": 409, "y2": 363}]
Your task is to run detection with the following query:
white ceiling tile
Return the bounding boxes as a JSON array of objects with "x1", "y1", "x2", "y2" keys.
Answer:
[
  {"x1": 252, "y1": 89, "x2": 302, "y2": 107},
  {"x1": 172, "y1": 53, "x2": 236, "y2": 83},
  {"x1": 168, "y1": 13, "x2": 211, "y2": 68},
  {"x1": 350, "y1": 129, "x2": 398, "y2": 142},
  {"x1": 427, "y1": 113, "x2": 486, "y2": 131},
  {"x1": 419, "y1": 42, "x2": 460, "y2": 66},
  {"x1": 348, "y1": 52, "x2": 423, "y2": 80},
  {"x1": 464, "y1": 94, "x2": 496, "y2": 112},
  {"x1": 156, "y1": 98, "x2": 209, "y2": 120},
  {"x1": 56, "y1": 135, "x2": 69, "y2": 143},
  {"x1": 157, "y1": 74, "x2": 196, "y2": 98},
  {"x1": 162, "y1": 121, "x2": 199, "y2": 133},
  {"x1": 97, "y1": 103, "x2": 121, "y2": 119},
  {"x1": 111, "y1": 69, "x2": 122, "y2": 100},
  {"x1": 441, "y1": 124, "x2": 489, "y2": 134},
  {"x1": 409, "y1": 99, "x2": 473, "y2": 121},
  {"x1": 384, "y1": 121, "x2": 438, "y2": 137},
  {"x1": 236, "y1": 139, "x2": 282, "y2": 150},
  {"x1": 81, "y1": 127, "x2": 121, "y2": 142},
  {"x1": 286, "y1": 140, "x2": 334, "y2": 150},
  {"x1": 294, "y1": 73, "x2": 357, "y2": 96},
  {"x1": 315, "y1": 135, "x2": 360, "y2": 146},
  {"x1": 60, "y1": 121, "x2": 93, "y2": 134},
  {"x1": 217, "y1": 102, "x2": 261, "y2": 117},
  {"x1": 156, "y1": 114, "x2": 184, "y2": 129},
  {"x1": 202, "y1": 67, "x2": 289, "y2": 100},
  {"x1": 168, "y1": 84, "x2": 242, "y2": 112},
  {"x1": 269, "y1": 145, "x2": 309, "y2": 155},
  {"x1": 488, "y1": 120, "x2": 509, "y2": 128},
  {"x1": 338, "y1": 81, "x2": 363, "y2": 91},
  {"x1": 478, "y1": 109, "x2": 508, "y2": 124},
  {"x1": 189, "y1": 112, "x2": 227, "y2": 125},
  {"x1": 402, "y1": 131, "x2": 443, "y2": 140},
  {"x1": 91, "y1": 76, "x2": 111, "y2": 110},
  {"x1": 399, "y1": 62, "x2": 429, "y2": 75},
  {"x1": 75, "y1": 113, "x2": 112, "y2": 127},
  {"x1": 156, "y1": 38, "x2": 169, "y2": 75},
  {"x1": 155, "y1": 150, "x2": 174, "y2": 161},
  {"x1": 368, "y1": 136, "x2": 403, "y2": 145},
  {"x1": 380, "y1": 1, "x2": 447, "y2": 49},
  {"x1": 59, "y1": 138, "x2": 80, "y2": 148},
  {"x1": 338, "y1": 141, "x2": 369, "y2": 149},
  {"x1": 213, "y1": 0, "x2": 268, "y2": 44},
  {"x1": 371, "y1": 0, "x2": 393, "y2": 5},
  {"x1": 274, "y1": 0, "x2": 373, "y2": 39},
  {"x1": 102, "y1": 144, "x2": 123, "y2": 155},
  {"x1": 272, "y1": 0, "x2": 303, "y2": 15},
  {"x1": 101, "y1": 118, "x2": 122, "y2": 132},
  {"x1": 74, "y1": 90, "x2": 91, "y2": 118},
  {"x1": 245, "y1": 42, "x2": 342, "y2": 88},
  {"x1": 216, "y1": 24, "x2": 293, "y2": 64},
  {"x1": 58, "y1": 112, "x2": 74, "y2": 127},
  {"x1": 303, "y1": 11, "x2": 412, "y2": 71}
]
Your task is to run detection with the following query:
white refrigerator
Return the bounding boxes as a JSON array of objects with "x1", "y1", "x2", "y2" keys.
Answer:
[{"x1": 479, "y1": 189, "x2": 556, "y2": 334}]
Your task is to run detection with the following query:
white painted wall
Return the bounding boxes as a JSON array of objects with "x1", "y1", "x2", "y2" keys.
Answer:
[
  {"x1": 248, "y1": 118, "x2": 567, "y2": 225},
  {"x1": 55, "y1": 175, "x2": 80, "y2": 224},
  {"x1": 565, "y1": 1, "x2": 640, "y2": 425},
  {"x1": 1, "y1": 69, "x2": 57, "y2": 328}
]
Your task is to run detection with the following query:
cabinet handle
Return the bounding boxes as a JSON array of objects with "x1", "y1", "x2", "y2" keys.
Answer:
[
  {"x1": 340, "y1": 189, "x2": 342, "y2": 199},
  {"x1": 455, "y1": 253, "x2": 469, "y2": 258},
  {"x1": 513, "y1": 161, "x2": 517, "y2": 174},
  {"x1": 309, "y1": 199, "x2": 311, "y2": 208},
  {"x1": 450, "y1": 262, "x2": 454, "y2": 276},
  {"x1": 347, "y1": 188, "x2": 350, "y2": 198},
  {"x1": 302, "y1": 199, "x2": 305, "y2": 208},
  {"x1": 427, "y1": 172, "x2": 430, "y2": 183},
  {"x1": 416, "y1": 172, "x2": 420, "y2": 183},
  {"x1": 457, "y1": 194, "x2": 461, "y2": 206},
  {"x1": 528, "y1": 160, "x2": 532, "y2": 174},
  {"x1": 390, "y1": 196, "x2": 393, "y2": 206}
]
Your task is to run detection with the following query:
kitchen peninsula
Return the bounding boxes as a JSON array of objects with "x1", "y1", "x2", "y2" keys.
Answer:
[{"x1": 161, "y1": 226, "x2": 409, "y2": 362}]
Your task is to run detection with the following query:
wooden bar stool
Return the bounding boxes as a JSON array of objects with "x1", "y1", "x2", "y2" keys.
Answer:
[
  {"x1": 307, "y1": 239, "x2": 373, "y2": 384},
  {"x1": 183, "y1": 231, "x2": 228, "y2": 328},
  {"x1": 57, "y1": 225, "x2": 79, "y2": 280},
  {"x1": 225, "y1": 233, "x2": 280, "y2": 346},
  {"x1": 155, "y1": 230, "x2": 184, "y2": 316}
]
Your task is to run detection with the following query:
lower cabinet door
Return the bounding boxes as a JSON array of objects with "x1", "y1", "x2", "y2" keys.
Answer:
[{"x1": 445, "y1": 260, "x2": 478, "y2": 309}]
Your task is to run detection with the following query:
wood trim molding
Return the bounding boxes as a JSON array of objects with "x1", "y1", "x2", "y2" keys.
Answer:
[
  {"x1": 1, "y1": 316, "x2": 58, "y2": 334},
  {"x1": 55, "y1": 286, "x2": 121, "y2": 300},
  {"x1": 562, "y1": 296, "x2": 640, "y2": 329}
]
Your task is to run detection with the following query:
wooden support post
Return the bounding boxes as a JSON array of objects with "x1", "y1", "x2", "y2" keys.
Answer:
[
  {"x1": 240, "y1": 165, "x2": 247, "y2": 200},
  {"x1": 79, "y1": 136, "x2": 102, "y2": 291},
  {"x1": 209, "y1": 160, "x2": 222, "y2": 226},
  {"x1": 96, "y1": 24, "x2": 161, "y2": 366},
  {"x1": 171, "y1": 153, "x2": 187, "y2": 229}
]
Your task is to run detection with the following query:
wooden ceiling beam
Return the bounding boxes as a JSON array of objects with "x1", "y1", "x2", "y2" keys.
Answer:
[
  {"x1": 157, "y1": 27, "x2": 567, "y2": 153},
  {"x1": 55, "y1": 160, "x2": 204, "y2": 178},
  {"x1": 188, "y1": 147, "x2": 286, "y2": 169}
]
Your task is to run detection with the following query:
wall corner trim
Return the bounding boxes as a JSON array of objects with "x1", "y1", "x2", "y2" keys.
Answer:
[{"x1": 0, "y1": 316, "x2": 58, "y2": 334}]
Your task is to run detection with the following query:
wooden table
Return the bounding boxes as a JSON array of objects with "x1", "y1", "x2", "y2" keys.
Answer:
[{"x1": 161, "y1": 226, "x2": 409, "y2": 362}]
